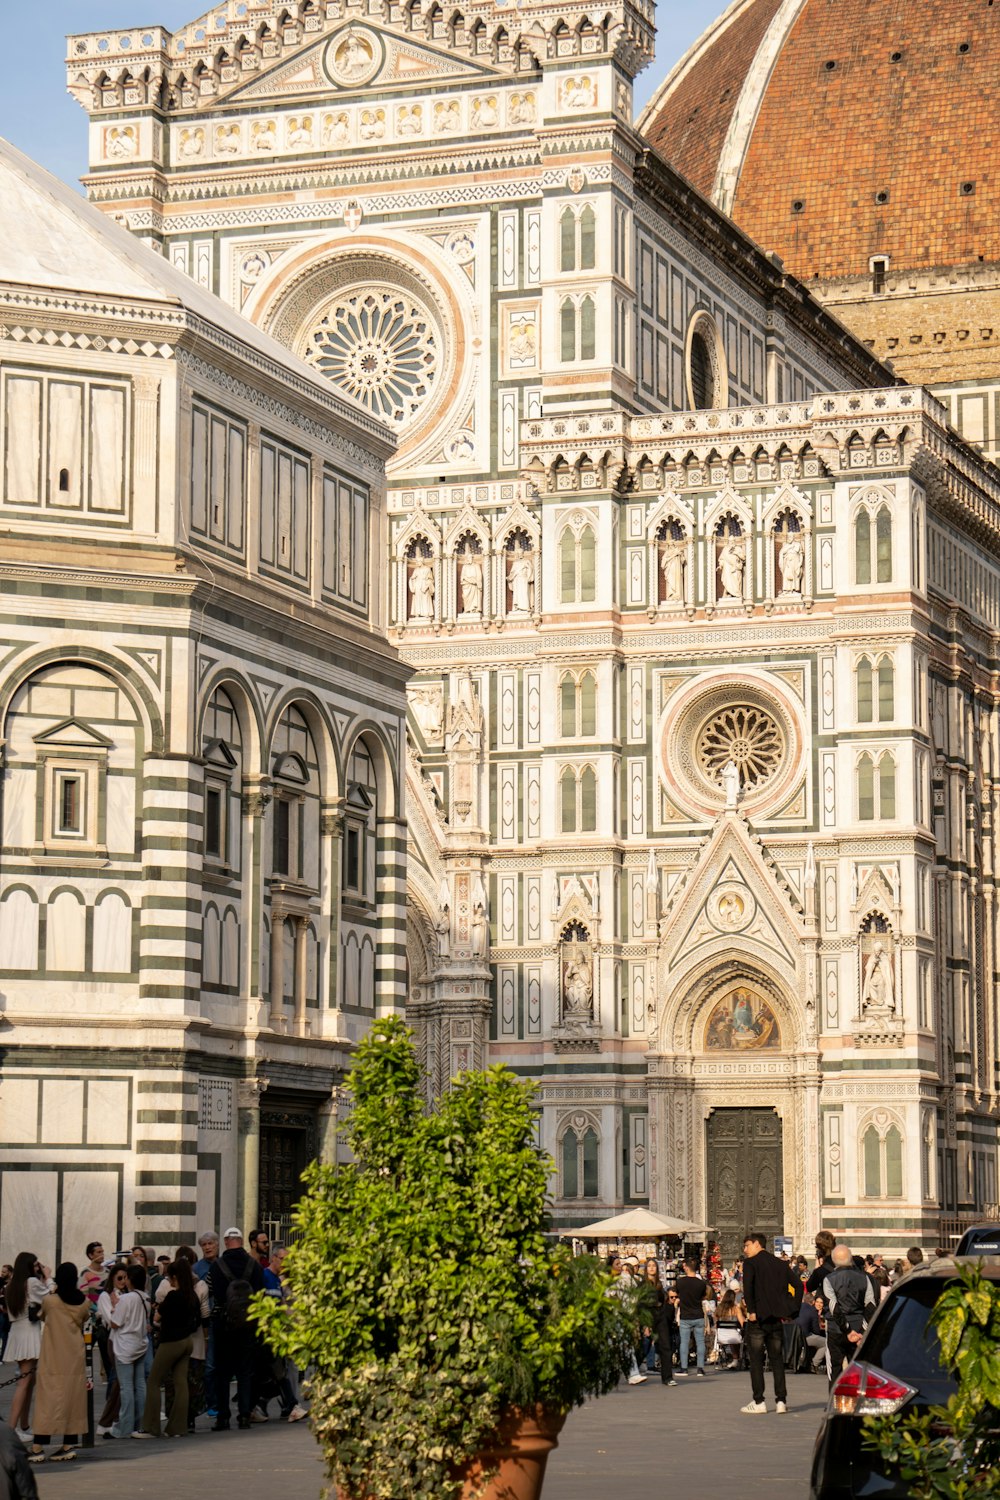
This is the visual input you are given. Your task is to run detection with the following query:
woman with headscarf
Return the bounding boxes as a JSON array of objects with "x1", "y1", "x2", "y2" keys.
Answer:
[
  {"x1": 26, "y1": 1264, "x2": 89, "y2": 1464},
  {"x1": 5, "y1": 1253, "x2": 54, "y2": 1442}
]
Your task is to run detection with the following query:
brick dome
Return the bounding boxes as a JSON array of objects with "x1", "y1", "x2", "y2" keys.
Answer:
[{"x1": 640, "y1": 0, "x2": 1000, "y2": 281}]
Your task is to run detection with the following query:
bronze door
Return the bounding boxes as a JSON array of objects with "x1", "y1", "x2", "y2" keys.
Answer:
[
  {"x1": 706, "y1": 1108, "x2": 783, "y2": 1263},
  {"x1": 259, "y1": 1119, "x2": 310, "y2": 1222}
]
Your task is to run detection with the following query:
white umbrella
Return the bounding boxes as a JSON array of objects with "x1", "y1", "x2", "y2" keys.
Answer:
[{"x1": 560, "y1": 1208, "x2": 713, "y2": 1239}]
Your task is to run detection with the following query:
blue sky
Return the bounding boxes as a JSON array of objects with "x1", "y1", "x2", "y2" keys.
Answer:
[{"x1": 0, "y1": 2, "x2": 723, "y2": 189}]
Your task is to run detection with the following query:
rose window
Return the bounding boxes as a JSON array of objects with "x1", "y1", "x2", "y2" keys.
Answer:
[
  {"x1": 696, "y1": 705, "x2": 783, "y2": 792},
  {"x1": 304, "y1": 287, "x2": 438, "y2": 428}
]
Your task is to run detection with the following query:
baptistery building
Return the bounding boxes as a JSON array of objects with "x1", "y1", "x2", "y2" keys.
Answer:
[
  {"x1": 0, "y1": 136, "x2": 407, "y2": 1262},
  {"x1": 52, "y1": 0, "x2": 1000, "y2": 1256}
]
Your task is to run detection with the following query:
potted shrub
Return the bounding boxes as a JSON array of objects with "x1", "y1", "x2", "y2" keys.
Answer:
[{"x1": 253, "y1": 1016, "x2": 635, "y2": 1500}]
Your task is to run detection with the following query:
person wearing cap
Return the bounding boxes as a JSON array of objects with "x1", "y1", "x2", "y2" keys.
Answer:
[{"x1": 208, "y1": 1229, "x2": 264, "y2": 1430}]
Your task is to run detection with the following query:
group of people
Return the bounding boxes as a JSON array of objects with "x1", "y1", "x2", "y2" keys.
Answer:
[
  {"x1": 609, "y1": 1229, "x2": 932, "y2": 1415},
  {"x1": 0, "y1": 1226, "x2": 306, "y2": 1465}
]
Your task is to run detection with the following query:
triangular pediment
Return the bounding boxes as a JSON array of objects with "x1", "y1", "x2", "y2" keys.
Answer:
[
  {"x1": 33, "y1": 717, "x2": 113, "y2": 750},
  {"x1": 220, "y1": 24, "x2": 503, "y2": 106},
  {"x1": 662, "y1": 814, "x2": 803, "y2": 979}
]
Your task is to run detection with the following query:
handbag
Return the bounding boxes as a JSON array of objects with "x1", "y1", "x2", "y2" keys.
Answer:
[{"x1": 27, "y1": 1303, "x2": 41, "y2": 1323}]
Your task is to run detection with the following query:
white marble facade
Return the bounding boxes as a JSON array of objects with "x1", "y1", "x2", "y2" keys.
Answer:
[
  {"x1": 0, "y1": 137, "x2": 407, "y2": 1262},
  {"x1": 47, "y1": 0, "x2": 1000, "y2": 1253}
]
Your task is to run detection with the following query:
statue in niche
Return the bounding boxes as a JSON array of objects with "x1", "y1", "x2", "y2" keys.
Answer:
[
  {"x1": 508, "y1": 543, "x2": 535, "y2": 614},
  {"x1": 459, "y1": 545, "x2": 483, "y2": 616},
  {"x1": 778, "y1": 533, "x2": 804, "y2": 594},
  {"x1": 434, "y1": 903, "x2": 451, "y2": 961},
  {"x1": 563, "y1": 945, "x2": 593, "y2": 1019},
  {"x1": 470, "y1": 901, "x2": 489, "y2": 959},
  {"x1": 862, "y1": 937, "x2": 896, "y2": 1013},
  {"x1": 408, "y1": 555, "x2": 435, "y2": 621},
  {"x1": 718, "y1": 532, "x2": 746, "y2": 600},
  {"x1": 660, "y1": 534, "x2": 686, "y2": 602}
]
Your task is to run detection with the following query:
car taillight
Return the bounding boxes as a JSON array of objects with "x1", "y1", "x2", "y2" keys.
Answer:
[{"x1": 830, "y1": 1362, "x2": 916, "y2": 1417}]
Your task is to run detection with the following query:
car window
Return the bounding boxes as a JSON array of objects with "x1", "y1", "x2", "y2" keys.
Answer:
[{"x1": 862, "y1": 1282, "x2": 945, "y2": 1382}]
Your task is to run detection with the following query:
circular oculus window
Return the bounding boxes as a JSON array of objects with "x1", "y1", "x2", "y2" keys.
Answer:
[
  {"x1": 660, "y1": 674, "x2": 804, "y2": 818},
  {"x1": 304, "y1": 284, "x2": 439, "y2": 428}
]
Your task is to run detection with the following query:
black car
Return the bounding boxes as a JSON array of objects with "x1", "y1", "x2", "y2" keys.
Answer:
[{"x1": 809, "y1": 1255, "x2": 1000, "y2": 1499}]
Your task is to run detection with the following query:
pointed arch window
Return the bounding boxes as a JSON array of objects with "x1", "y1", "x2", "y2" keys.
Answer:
[
  {"x1": 580, "y1": 296, "x2": 596, "y2": 361},
  {"x1": 560, "y1": 1122, "x2": 600, "y2": 1199},
  {"x1": 559, "y1": 672, "x2": 597, "y2": 738},
  {"x1": 560, "y1": 765, "x2": 598, "y2": 833},
  {"x1": 560, "y1": 525, "x2": 597, "y2": 603},
  {"x1": 579, "y1": 206, "x2": 596, "y2": 270},
  {"x1": 560, "y1": 208, "x2": 575, "y2": 273},
  {"x1": 877, "y1": 658, "x2": 895, "y2": 720},
  {"x1": 560, "y1": 299, "x2": 576, "y2": 361},
  {"x1": 855, "y1": 502, "x2": 893, "y2": 585},
  {"x1": 858, "y1": 752, "x2": 896, "y2": 821},
  {"x1": 857, "y1": 657, "x2": 874, "y2": 723},
  {"x1": 862, "y1": 1118, "x2": 905, "y2": 1198}
]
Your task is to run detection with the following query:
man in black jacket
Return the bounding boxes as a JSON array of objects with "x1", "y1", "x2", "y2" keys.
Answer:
[
  {"x1": 208, "y1": 1228, "x2": 265, "y2": 1430},
  {"x1": 740, "y1": 1232, "x2": 790, "y2": 1414},
  {"x1": 822, "y1": 1243, "x2": 876, "y2": 1383}
]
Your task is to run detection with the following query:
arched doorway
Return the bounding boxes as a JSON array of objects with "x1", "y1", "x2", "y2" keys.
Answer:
[{"x1": 700, "y1": 984, "x2": 785, "y2": 1261}]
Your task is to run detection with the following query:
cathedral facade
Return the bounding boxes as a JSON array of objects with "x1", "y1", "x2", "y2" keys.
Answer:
[{"x1": 59, "y1": 0, "x2": 1000, "y2": 1254}]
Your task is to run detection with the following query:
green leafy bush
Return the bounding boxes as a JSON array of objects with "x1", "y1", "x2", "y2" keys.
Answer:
[
  {"x1": 864, "y1": 1263, "x2": 1000, "y2": 1498},
  {"x1": 253, "y1": 1017, "x2": 635, "y2": 1500}
]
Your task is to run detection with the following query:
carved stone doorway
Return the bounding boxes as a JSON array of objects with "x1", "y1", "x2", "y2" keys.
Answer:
[
  {"x1": 706, "y1": 1107, "x2": 783, "y2": 1263},
  {"x1": 259, "y1": 1103, "x2": 316, "y2": 1223}
]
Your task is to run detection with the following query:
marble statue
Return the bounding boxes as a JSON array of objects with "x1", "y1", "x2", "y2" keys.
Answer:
[
  {"x1": 660, "y1": 537, "x2": 686, "y2": 601},
  {"x1": 460, "y1": 552, "x2": 483, "y2": 615},
  {"x1": 509, "y1": 550, "x2": 534, "y2": 613},
  {"x1": 862, "y1": 940, "x2": 895, "y2": 1012},
  {"x1": 409, "y1": 560, "x2": 435, "y2": 620},
  {"x1": 721, "y1": 759, "x2": 741, "y2": 809},
  {"x1": 779, "y1": 535, "x2": 804, "y2": 593},
  {"x1": 718, "y1": 536, "x2": 746, "y2": 600}
]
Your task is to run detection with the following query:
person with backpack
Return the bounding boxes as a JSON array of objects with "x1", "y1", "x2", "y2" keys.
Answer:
[
  {"x1": 207, "y1": 1228, "x2": 264, "y2": 1431},
  {"x1": 740, "y1": 1231, "x2": 800, "y2": 1415},
  {"x1": 134, "y1": 1260, "x2": 202, "y2": 1438},
  {"x1": 822, "y1": 1243, "x2": 876, "y2": 1383}
]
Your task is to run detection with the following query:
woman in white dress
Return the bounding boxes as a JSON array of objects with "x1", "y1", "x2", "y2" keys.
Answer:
[{"x1": 5, "y1": 1251, "x2": 54, "y2": 1437}]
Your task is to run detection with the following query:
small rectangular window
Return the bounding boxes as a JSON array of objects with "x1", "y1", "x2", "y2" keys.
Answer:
[
  {"x1": 345, "y1": 826, "x2": 362, "y2": 892},
  {"x1": 205, "y1": 786, "x2": 223, "y2": 861},
  {"x1": 57, "y1": 774, "x2": 83, "y2": 835},
  {"x1": 274, "y1": 798, "x2": 290, "y2": 876}
]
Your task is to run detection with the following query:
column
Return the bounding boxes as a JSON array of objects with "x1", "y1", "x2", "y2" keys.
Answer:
[
  {"x1": 322, "y1": 802, "x2": 344, "y2": 1015},
  {"x1": 294, "y1": 914, "x2": 309, "y2": 1036},
  {"x1": 316, "y1": 1083, "x2": 345, "y2": 1166},
  {"x1": 269, "y1": 908, "x2": 285, "y2": 1029},
  {"x1": 236, "y1": 1075, "x2": 268, "y2": 1232}
]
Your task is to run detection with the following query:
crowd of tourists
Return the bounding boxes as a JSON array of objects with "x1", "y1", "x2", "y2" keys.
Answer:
[
  {"x1": 0, "y1": 1226, "x2": 306, "y2": 1465},
  {"x1": 609, "y1": 1228, "x2": 933, "y2": 1414}
]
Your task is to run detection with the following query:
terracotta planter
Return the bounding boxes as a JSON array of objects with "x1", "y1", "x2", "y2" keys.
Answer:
[
  {"x1": 456, "y1": 1408, "x2": 567, "y2": 1500},
  {"x1": 335, "y1": 1407, "x2": 567, "y2": 1500}
]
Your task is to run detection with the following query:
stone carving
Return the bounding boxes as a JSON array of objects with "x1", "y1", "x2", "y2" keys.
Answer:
[
  {"x1": 718, "y1": 535, "x2": 746, "y2": 599},
  {"x1": 508, "y1": 92, "x2": 536, "y2": 125},
  {"x1": 398, "y1": 105, "x2": 423, "y2": 136},
  {"x1": 470, "y1": 900, "x2": 489, "y2": 959},
  {"x1": 106, "y1": 125, "x2": 137, "y2": 159},
  {"x1": 508, "y1": 548, "x2": 535, "y2": 614},
  {"x1": 434, "y1": 901, "x2": 451, "y2": 960},
  {"x1": 305, "y1": 286, "x2": 438, "y2": 428},
  {"x1": 434, "y1": 100, "x2": 461, "y2": 134},
  {"x1": 563, "y1": 944, "x2": 594, "y2": 1019},
  {"x1": 323, "y1": 112, "x2": 349, "y2": 145},
  {"x1": 251, "y1": 120, "x2": 277, "y2": 152},
  {"x1": 179, "y1": 127, "x2": 204, "y2": 159},
  {"x1": 720, "y1": 759, "x2": 740, "y2": 809},
  {"x1": 287, "y1": 115, "x2": 313, "y2": 148},
  {"x1": 329, "y1": 28, "x2": 378, "y2": 85},
  {"x1": 862, "y1": 939, "x2": 896, "y2": 1013},
  {"x1": 360, "y1": 109, "x2": 385, "y2": 141},
  {"x1": 409, "y1": 559, "x2": 436, "y2": 620},
  {"x1": 562, "y1": 75, "x2": 596, "y2": 111},
  {"x1": 778, "y1": 533, "x2": 804, "y2": 594},
  {"x1": 410, "y1": 686, "x2": 443, "y2": 741},
  {"x1": 660, "y1": 536, "x2": 686, "y2": 601},
  {"x1": 215, "y1": 124, "x2": 241, "y2": 154},
  {"x1": 459, "y1": 548, "x2": 483, "y2": 616},
  {"x1": 471, "y1": 96, "x2": 498, "y2": 129}
]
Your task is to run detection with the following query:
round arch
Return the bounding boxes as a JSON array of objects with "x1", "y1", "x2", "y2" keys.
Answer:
[
  {"x1": 660, "y1": 949, "x2": 804, "y2": 1057},
  {"x1": 341, "y1": 719, "x2": 400, "y2": 818},
  {"x1": 264, "y1": 688, "x2": 339, "y2": 801},
  {"x1": 0, "y1": 646, "x2": 163, "y2": 754},
  {"x1": 196, "y1": 669, "x2": 266, "y2": 774}
]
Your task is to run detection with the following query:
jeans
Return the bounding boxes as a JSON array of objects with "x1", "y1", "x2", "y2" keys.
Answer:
[
  {"x1": 203, "y1": 1322, "x2": 218, "y2": 1413},
  {"x1": 678, "y1": 1317, "x2": 705, "y2": 1372},
  {"x1": 114, "y1": 1355, "x2": 147, "y2": 1437},
  {"x1": 746, "y1": 1318, "x2": 787, "y2": 1404}
]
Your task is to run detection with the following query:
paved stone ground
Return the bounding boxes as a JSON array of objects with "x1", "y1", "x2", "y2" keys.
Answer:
[{"x1": 2, "y1": 1364, "x2": 826, "y2": 1497}]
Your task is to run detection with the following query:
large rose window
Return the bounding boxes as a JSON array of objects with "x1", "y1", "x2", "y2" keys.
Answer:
[
  {"x1": 303, "y1": 286, "x2": 439, "y2": 428},
  {"x1": 696, "y1": 704, "x2": 783, "y2": 793}
]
